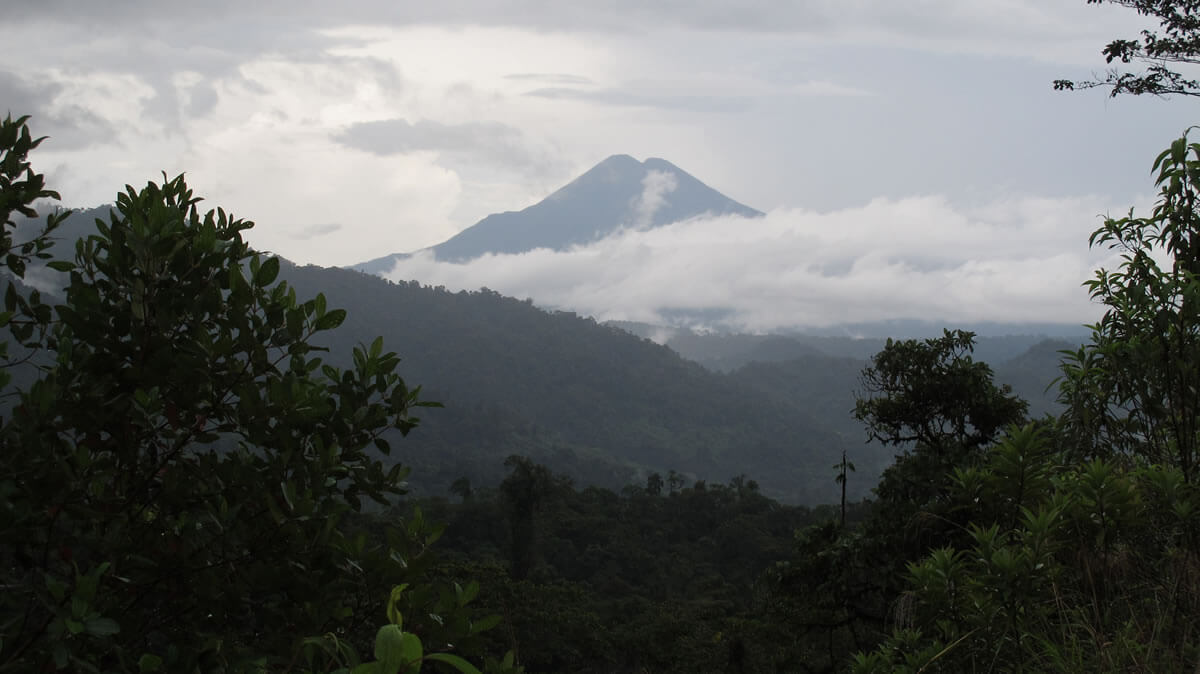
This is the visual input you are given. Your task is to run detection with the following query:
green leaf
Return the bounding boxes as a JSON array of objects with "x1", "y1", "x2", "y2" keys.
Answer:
[
  {"x1": 228, "y1": 262, "x2": 248, "y2": 297},
  {"x1": 53, "y1": 643, "x2": 68, "y2": 669},
  {"x1": 280, "y1": 482, "x2": 296, "y2": 512},
  {"x1": 46, "y1": 260, "x2": 74, "y2": 272},
  {"x1": 425, "y1": 653, "x2": 483, "y2": 674},
  {"x1": 255, "y1": 255, "x2": 280, "y2": 286},
  {"x1": 374, "y1": 437, "x2": 392, "y2": 455},
  {"x1": 469, "y1": 614, "x2": 501, "y2": 635},
  {"x1": 45, "y1": 576, "x2": 66, "y2": 601},
  {"x1": 84, "y1": 617, "x2": 120, "y2": 637},
  {"x1": 459, "y1": 580, "x2": 479, "y2": 605},
  {"x1": 316, "y1": 308, "x2": 346, "y2": 331},
  {"x1": 387, "y1": 584, "x2": 407, "y2": 626},
  {"x1": 375, "y1": 625, "x2": 420, "y2": 674},
  {"x1": 398, "y1": 633, "x2": 423, "y2": 674},
  {"x1": 137, "y1": 654, "x2": 163, "y2": 672}
]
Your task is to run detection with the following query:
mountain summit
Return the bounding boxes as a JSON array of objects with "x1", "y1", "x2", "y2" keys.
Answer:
[{"x1": 351, "y1": 155, "x2": 762, "y2": 272}]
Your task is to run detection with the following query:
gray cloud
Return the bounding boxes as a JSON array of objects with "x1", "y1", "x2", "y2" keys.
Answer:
[
  {"x1": 186, "y1": 82, "x2": 219, "y2": 117},
  {"x1": 293, "y1": 223, "x2": 343, "y2": 240},
  {"x1": 0, "y1": 71, "x2": 119, "y2": 150},
  {"x1": 0, "y1": 1, "x2": 812, "y2": 32},
  {"x1": 331, "y1": 118, "x2": 576, "y2": 216},
  {"x1": 10, "y1": 4, "x2": 346, "y2": 61},
  {"x1": 5, "y1": 1, "x2": 1137, "y2": 66},
  {"x1": 331, "y1": 118, "x2": 567, "y2": 188},
  {"x1": 504, "y1": 73, "x2": 595, "y2": 86},
  {"x1": 0, "y1": 71, "x2": 59, "y2": 118},
  {"x1": 336, "y1": 118, "x2": 524, "y2": 156},
  {"x1": 524, "y1": 87, "x2": 752, "y2": 113}
]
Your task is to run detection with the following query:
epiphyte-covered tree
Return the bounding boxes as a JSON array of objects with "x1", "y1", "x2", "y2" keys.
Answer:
[
  {"x1": 1055, "y1": 0, "x2": 1200, "y2": 97},
  {"x1": 0, "y1": 116, "x2": 492, "y2": 671},
  {"x1": 856, "y1": 326, "x2": 1027, "y2": 539},
  {"x1": 855, "y1": 329, "x2": 1027, "y2": 457}
]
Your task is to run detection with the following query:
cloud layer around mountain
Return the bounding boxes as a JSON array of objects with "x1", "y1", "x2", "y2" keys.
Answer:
[{"x1": 381, "y1": 194, "x2": 1126, "y2": 332}]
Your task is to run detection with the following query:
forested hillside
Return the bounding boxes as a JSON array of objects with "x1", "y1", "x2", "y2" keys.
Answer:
[
  {"x1": 278, "y1": 263, "x2": 866, "y2": 503},
  {"x1": 660, "y1": 328, "x2": 1083, "y2": 375}
]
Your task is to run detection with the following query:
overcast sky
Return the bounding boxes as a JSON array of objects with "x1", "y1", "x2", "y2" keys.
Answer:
[{"x1": 6, "y1": 1, "x2": 1198, "y2": 330}]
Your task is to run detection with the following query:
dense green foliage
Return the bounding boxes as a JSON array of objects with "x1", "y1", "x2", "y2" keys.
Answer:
[
  {"x1": 0, "y1": 117, "x2": 508, "y2": 672},
  {"x1": 839, "y1": 132, "x2": 1200, "y2": 672},
  {"x1": 852, "y1": 429, "x2": 1200, "y2": 672},
  {"x1": 753, "y1": 329, "x2": 1027, "y2": 672},
  {"x1": 855, "y1": 330, "x2": 1027, "y2": 455},
  {"x1": 387, "y1": 461, "x2": 844, "y2": 673},
  {"x1": 0, "y1": 115, "x2": 68, "y2": 391}
]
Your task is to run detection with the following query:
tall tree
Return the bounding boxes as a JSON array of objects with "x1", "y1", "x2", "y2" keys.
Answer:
[
  {"x1": 499, "y1": 456, "x2": 570, "y2": 580},
  {"x1": 855, "y1": 329, "x2": 1027, "y2": 457},
  {"x1": 1059, "y1": 131, "x2": 1200, "y2": 481}
]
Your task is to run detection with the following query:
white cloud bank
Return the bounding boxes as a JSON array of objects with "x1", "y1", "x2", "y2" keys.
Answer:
[{"x1": 381, "y1": 195, "x2": 1127, "y2": 332}]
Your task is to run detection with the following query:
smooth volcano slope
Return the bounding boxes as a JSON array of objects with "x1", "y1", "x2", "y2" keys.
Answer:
[{"x1": 352, "y1": 155, "x2": 762, "y2": 272}]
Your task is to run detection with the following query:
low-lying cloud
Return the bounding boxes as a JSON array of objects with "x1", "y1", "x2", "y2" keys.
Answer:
[{"x1": 380, "y1": 195, "x2": 1125, "y2": 332}]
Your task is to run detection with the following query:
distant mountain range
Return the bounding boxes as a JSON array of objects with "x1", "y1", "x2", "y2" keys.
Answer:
[{"x1": 351, "y1": 154, "x2": 762, "y2": 272}]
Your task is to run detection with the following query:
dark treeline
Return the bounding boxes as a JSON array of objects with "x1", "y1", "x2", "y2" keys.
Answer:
[{"x1": 358, "y1": 461, "x2": 872, "y2": 673}]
